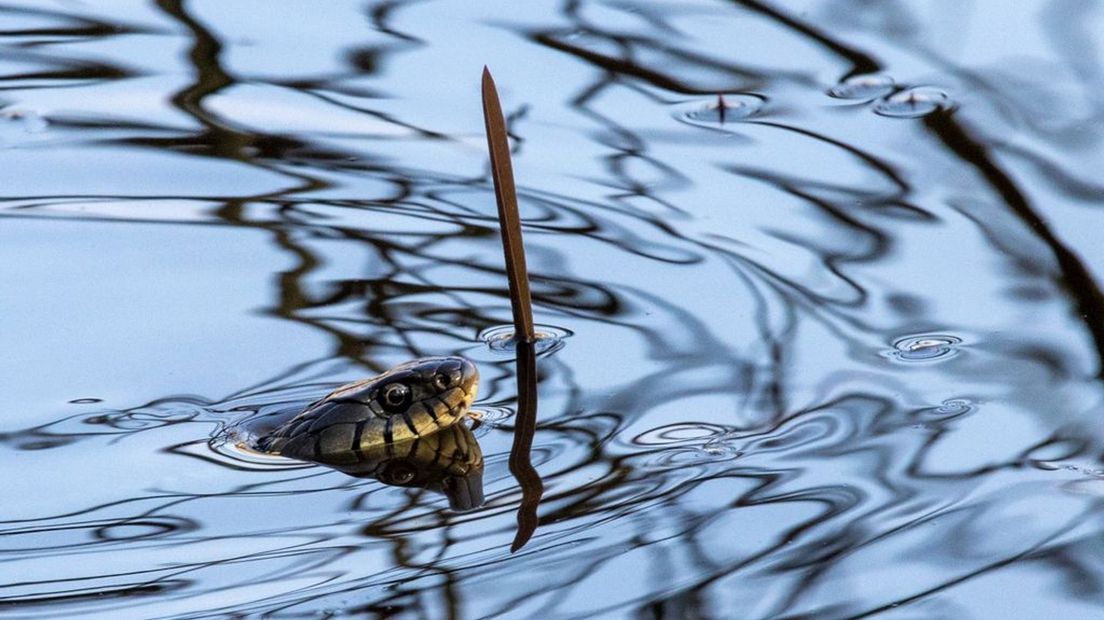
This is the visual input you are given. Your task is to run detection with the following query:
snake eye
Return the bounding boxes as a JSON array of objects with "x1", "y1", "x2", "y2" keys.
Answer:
[
  {"x1": 379, "y1": 383, "x2": 411, "y2": 413},
  {"x1": 381, "y1": 462, "x2": 416, "y2": 485}
]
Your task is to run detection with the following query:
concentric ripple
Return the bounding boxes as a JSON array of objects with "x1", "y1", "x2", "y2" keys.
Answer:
[
  {"x1": 478, "y1": 324, "x2": 573, "y2": 356},
  {"x1": 469, "y1": 405, "x2": 515, "y2": 432},
  {"x1": 672, "y1": 94, "x2": 765, "y2": 129},
  {"x1": 884, "y1": 334, "x2": 963, "y2": 363},
  {"x1": 873, "y1": 87, "x2": 952, "y2": 118},
  {"x1": 912, "y1": 398, "x2": 975, "y2": 423},
  {"x1": 632, "y1": 422, "x2": 730, "y2": 446},
  {"x1": 828, "y1": 74, "x2": 896, "y2": 100}
]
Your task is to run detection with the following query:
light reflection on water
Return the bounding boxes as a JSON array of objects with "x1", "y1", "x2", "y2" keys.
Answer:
[{"x1": 2, "y1": 1, "x2": 1104, "y2": 617}]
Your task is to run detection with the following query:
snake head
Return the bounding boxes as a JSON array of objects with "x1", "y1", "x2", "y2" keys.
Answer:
[
  {"x1": 364, "y1": 356, "x2": 479, "y2": 419},
  {"x1": 259, "y1": 356, "x2": 481, "y2": 465},
  {"x1": 325, "y1": 356, "x2": 479, "y2": 421}
]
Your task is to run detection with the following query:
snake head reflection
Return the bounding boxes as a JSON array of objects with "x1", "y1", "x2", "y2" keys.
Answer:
[{"x1": 333, "y1": 423, "x2": 484, "y2": 511}]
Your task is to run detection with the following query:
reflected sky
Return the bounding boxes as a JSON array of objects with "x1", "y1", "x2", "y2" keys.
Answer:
[{"x1": 2, "y1": 1, "x2": 1104, "y2": 617}]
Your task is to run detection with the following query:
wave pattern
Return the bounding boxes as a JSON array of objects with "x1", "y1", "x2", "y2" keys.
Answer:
[{"x1": 2, "y1": 0, "x2": 1104, "y2": 617}]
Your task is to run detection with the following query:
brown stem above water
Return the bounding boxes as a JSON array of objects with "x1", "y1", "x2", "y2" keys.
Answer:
[{"x1": 482, "y1": 67, "x2": 536, "y2": 343}]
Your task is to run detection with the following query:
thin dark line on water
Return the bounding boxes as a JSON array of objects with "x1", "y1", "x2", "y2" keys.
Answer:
[
  {"x1": 923, "y1": 111, "x2": 1104, "y2": 380},
  {"x1": 845, "y1": 525, "x2": 1073, "y2": 619},
  {"x1": 733, "y1": 0, "x2": 882, "y2": 77}
]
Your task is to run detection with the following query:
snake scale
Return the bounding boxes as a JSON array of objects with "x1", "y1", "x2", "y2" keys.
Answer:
[{"x1": 256, "y1": 356, "x2": 480, "y2": 465}]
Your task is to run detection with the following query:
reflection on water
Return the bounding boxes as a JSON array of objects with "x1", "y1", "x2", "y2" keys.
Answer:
[
  {"x1": 3, "y1": 0, "x2": 1104, "y2": 617},
  {"x1": 335, "y1": 423, "x2": 486, "y2": 513}
]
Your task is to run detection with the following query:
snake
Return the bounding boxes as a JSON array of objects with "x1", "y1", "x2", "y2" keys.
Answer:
[{"x1": 255, "y1": 356, "x2": 480, "y2": 466}]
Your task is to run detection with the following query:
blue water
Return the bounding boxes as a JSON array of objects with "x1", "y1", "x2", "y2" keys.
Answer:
[{"x1": 3, "y1": 1, "x2": 1104, "y2": 617}]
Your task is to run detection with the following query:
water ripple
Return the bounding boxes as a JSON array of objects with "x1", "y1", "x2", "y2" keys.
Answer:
[
  {"x1": 884, "y1": 333, "x2": 964, "y2": 363},
  {"x1": 672, "y1": 94, "x2": 765, "y2": 129},
  {"x1": 873, "y1": 87, "x2": 952, "y2": 118},
  {"x1": 828, "y1": 74, "x2": 896, "y2": 100},
  {"x1": 478, "y1": 324, "x2": 573, "y2": 356},
  {"x1": 913, "y1": 398, "x2": 976, "y2": 422}
]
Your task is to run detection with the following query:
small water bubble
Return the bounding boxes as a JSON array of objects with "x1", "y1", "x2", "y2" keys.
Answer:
[
  {"x1": 935, "y1": 398, "x2": 972, "y2": 415},
  {"x1": 874, "y1": 87, "x2": 951, "y2": 118},
  {"x1": 828, "y1": 74, "x2": 896, "y2": 100},
  {"x1": 700, "y1": 440, "x2": 741, "y2": 459},
  {"x1": 69, "y1": 397, "x2": 103, "y2": 404},
  {"x1": 885, "y1": 334, "x2": 963, "y2": 363},
  {"x1": 699, "y1": 443, "x2": 727, "y2": 456},
  {"x1": 478, "y1": 324, "x2": 573, "y2": 356},
  {"x1": 2, "y1": 108, "x2": 49, "y2": 133},
  {"x1": 673, "y1": 94, "x2": 764, "y2": 129}
]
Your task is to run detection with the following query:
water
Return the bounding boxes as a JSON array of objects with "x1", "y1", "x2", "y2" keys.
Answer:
[{"x1": 3, "y1": 1, "x2": 1104, "y2": 617}]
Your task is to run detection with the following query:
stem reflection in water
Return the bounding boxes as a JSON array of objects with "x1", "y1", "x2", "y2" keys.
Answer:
[{"x1": 509, "y1": 340, "x2": 543, "y2": 552}]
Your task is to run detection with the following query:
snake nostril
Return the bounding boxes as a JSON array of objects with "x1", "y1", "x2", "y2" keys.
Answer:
[{"x1": 433, "y1": 372, "x2": 455, "y2": 390}]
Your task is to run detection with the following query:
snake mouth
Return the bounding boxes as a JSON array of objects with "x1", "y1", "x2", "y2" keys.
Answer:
[{"x1": 458, "y1": 358, "x2": 480, "y2": 409}]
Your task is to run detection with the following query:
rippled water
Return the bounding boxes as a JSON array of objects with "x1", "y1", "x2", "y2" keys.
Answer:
[{"x1": 3, "y1": 1, "x2": 1104, "y2": 617}]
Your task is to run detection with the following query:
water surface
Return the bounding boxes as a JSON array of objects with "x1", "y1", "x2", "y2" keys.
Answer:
[{"x1": 3, "y1": 1, "x2": 1104, "y2": 618}]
